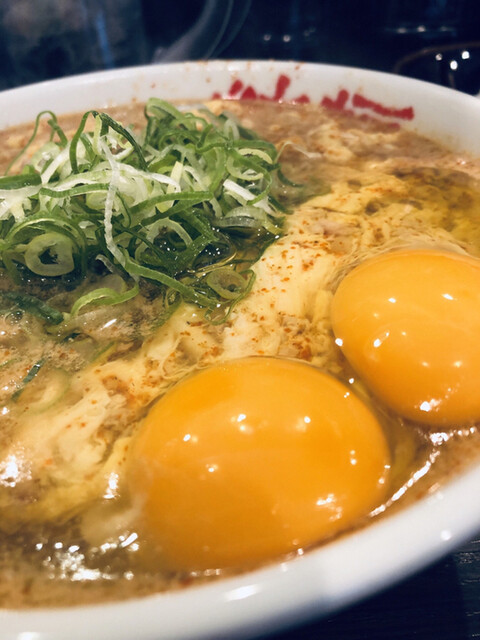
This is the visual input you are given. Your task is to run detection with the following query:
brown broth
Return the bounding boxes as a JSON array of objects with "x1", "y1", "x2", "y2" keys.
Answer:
[{"x1": 1, "y1": 100, "x2": 480, "y2": 608}]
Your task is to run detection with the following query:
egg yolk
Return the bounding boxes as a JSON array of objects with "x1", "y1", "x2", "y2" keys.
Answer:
[
  {"x1": 129, "y1": 356, "x2": 390, "y2": 572},
  {"x1": 331, "y1": 249, "x2": 480, "y2": 427}
]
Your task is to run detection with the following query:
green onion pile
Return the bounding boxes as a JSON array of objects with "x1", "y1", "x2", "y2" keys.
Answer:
[{"x1": 0, "y1": 99, "x2": 284, "y2": 325}]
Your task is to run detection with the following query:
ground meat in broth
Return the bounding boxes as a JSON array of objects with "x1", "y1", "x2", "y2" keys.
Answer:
[{"x1": 1, "y1": 100, "x2": 480, "y2": 608}]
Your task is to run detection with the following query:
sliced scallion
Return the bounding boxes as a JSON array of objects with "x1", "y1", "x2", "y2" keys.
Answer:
[{"x1": 0, "y1": 99, "x2": 285, "y2": 321}]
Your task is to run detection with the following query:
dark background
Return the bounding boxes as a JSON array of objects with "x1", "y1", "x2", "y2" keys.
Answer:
[
  {"x1": 2, "y1": 0, "x2": 480, "y2": 93},
  {"x1": 142, "y1": 0, "x2": 480, "y2": 93}
]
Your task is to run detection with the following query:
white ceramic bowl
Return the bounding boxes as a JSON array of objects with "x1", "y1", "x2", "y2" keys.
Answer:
[{"x1": 1, "y1": 60, "x2": 480, "y2": 640}]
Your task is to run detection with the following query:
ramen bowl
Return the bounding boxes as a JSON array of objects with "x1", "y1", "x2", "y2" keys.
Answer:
[{"x1": 1, "y1": 60, "x2": 480, "y2": 640}]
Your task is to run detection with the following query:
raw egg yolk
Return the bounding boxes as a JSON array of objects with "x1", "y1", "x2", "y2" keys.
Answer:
[
  {"x1": 129, "y1": 357, "x2": 390, "y2": 572},
  {"x1": 331, "y1": 249, "x2": 480, "y2": 427}
]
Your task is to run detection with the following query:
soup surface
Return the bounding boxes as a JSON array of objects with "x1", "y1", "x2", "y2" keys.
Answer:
[{"x1": 1, "y1": 99, "x2": 480, "y2": 607}]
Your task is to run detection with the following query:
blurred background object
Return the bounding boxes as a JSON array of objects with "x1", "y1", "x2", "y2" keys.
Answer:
[
  {"x1": 148, "y1": 0, "x2": 251, "y2": 63},
  {"x1": 0, "y1": 0, "x2": 147, "y2": 89},
  {"x1": 1, "y1": 0, "x2": 480, "y2": 93},
  {"x1": 0, "y1": 0, "x2": 250, "y2": 90},
  {"x1": 392, "y1": 41, "x2": 480, "y2": 94},
  {"x1": 209, "y1": 0, "x2": 480, "y2": 94}
]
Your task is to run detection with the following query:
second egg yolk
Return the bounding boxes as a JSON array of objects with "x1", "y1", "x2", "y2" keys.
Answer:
[
  {"x1": 331, "y1": 249, "x2": 480, "y2": 427},
  {"x1": 129, "y1": 357, "x2": 390, "y2": 573}
]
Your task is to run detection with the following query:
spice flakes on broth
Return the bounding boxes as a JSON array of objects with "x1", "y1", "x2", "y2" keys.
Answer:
[{"x1": 0, "y1": 99, "x2": 480, "y2": 607}]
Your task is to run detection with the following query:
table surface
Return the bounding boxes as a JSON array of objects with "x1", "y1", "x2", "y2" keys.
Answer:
[{"x1": 259, "y1": 535, "x2": 480, "y2": 640}]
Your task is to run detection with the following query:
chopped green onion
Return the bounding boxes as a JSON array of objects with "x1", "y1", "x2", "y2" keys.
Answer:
[
  {"x1": 24, "y1": 232, "x2": 75, "y2": 276},
  {"x1": 0, "y1": 174, "x2": 42, "y2": 190},
  {"x1": 205, "y1": 267, "x2": 251, "y2": 300},
  {"x1": 0, "y1": 99, "x2": 286, "y2": 322},
  {"x1": 0, "y1": 291, "x2": 63, "y2": 324},
  {"x1": 70, "y1": 282, "x2": 139, "y2": 316},
  {"x1": 11, "y1": 358, "x2": 46, "y2": 401}
]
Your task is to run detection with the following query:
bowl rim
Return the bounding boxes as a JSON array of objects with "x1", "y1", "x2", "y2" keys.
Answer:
[{"x1": 1, "y1": 59, "x2": 480, "y2": 640}]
